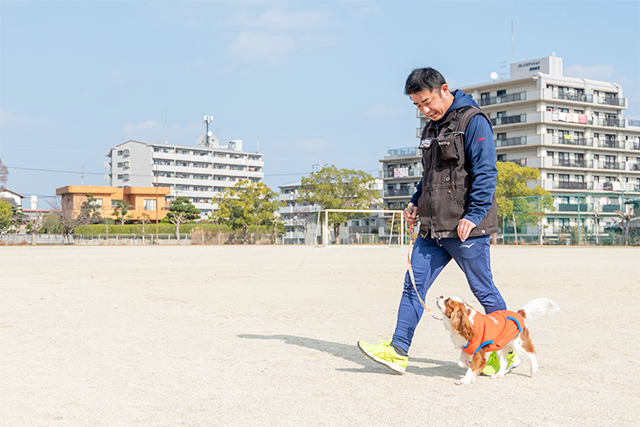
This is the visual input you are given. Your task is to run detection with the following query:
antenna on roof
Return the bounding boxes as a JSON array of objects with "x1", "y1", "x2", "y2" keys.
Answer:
[
  {"x1": 511, "y1": 19, "x2": 514, "y2": 64},
  {"x1": 164, "y1": 108, "x2": 168, "y2": 144}
]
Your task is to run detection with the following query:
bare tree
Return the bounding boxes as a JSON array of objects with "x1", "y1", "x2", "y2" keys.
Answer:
[
  {"x1": 25, "y1": 211, "x2": 44, "y2": 245},
  {"x1": 139, "y1": 213, "x2": 151, "y2": 244},
  {"x1": 614, "y1": 209, "x2": 634, "y2": 246},
  {"x1": 0, "y1": 158, "x2": 8, "y2": 191},
  {"x1": 48, "y1": 197, "x2": 85, "y2": 244}
]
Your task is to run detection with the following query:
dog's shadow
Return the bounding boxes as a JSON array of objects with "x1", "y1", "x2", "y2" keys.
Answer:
[{"x1": 238, "y1": 333, "x2": 461, "y2": 378}]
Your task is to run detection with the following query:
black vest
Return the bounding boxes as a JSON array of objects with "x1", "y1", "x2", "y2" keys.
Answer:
[{"x1": 417, "y1": 105, "x2": 499, "y2": 239}]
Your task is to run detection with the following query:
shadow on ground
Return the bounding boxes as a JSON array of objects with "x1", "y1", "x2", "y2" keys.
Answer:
[{"x1": 238, "y1": 333, "x2": 461, "y2": 379}]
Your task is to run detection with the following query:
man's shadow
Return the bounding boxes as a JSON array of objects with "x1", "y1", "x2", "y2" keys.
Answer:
[{"x1": 238, "y1": 334, "x2": 460, "y2": 378}]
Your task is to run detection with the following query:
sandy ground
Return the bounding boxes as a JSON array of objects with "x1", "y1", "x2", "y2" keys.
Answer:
[{"x1": 1, "y1": 244, "x2": 639, "y2": 427}]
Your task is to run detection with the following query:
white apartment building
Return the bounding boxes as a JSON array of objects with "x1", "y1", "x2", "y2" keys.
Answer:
[
  {"x1": 381, "y1": 56, "x2": 639, "y2": 242},
  {"x1": 278, "y1": 182, "x2": 322, "y2": 244},
  {"x1": 105, "y1": 134, "x2": 264, "y2": 217}
]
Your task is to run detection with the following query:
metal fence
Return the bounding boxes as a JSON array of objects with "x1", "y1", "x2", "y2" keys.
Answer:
[{"x1": 0, "y1": 233, "x2": 280, "y2": 246}]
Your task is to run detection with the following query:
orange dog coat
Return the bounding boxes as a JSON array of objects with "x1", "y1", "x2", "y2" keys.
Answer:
[{"x1": 462, "y1": 311, "x2": 524, "y2": 355}]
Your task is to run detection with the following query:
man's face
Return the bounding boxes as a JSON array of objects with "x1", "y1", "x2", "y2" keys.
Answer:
[{"x1": 409, "y1": 84, "x2": 452, "y2": 121}]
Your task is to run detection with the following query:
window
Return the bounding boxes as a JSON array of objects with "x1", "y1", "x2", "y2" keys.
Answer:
[
  {"x1": 94, "y1": 198, "x2": 103, "y2": 207},
  {"x1": 547, "y1": 84, "x2": 554, "y2": 89},
  {"x1": 559, "y1": 174, "x2": 569, "y2": 182},
  {"x1": 593, "y1": 154, "x2": 599, "y2": 161},
  {"x1": 497, "y1": 90, "x2": 506, "y2": 97},
  {"x1": 497, "y1": 154, "x2": 506, "y2": 162},
  {"x1": 593, "y1": 176, "x2": 599, "y2": 182},
  {"x1": 547, "y1": 151, "x2": 555, "y2": 157},
  {"x1": 559, "y1": 108, "x2": 569, "y2": 113},
  {"x1": 496, "y1": 133, "x2": 506, "y2": 141},
  {"x1": 547, "y1": 173, "x2": 554, "y2": 181},
  {"x1": 143, "y1": 199, "x2": 156, "y2": 211},
  {"x1": 547, "y1": 129, "x2": 554, "y2": 134},
  {"x1": 117, "y1": 162, "x2": 123, "y2": 167},
  {"x1": 575, "y1": 175, "x2": 584, "y2": 182}
]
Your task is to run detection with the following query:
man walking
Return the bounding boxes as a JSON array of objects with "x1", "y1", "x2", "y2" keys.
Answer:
[{"x1": 358, "y1": 67, "x2": 516, "y2": 375}]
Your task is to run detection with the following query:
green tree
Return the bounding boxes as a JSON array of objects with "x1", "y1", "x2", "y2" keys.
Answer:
[
  {"x1": 79, "y1": 194, "x2": 103, "y2": 224},
  {"x1": 111, "y1": 200, "x2": 132, "y2": 225},
  {"x1": 41, "y1": 212, "x2": 64, "y2": 234},
  {"x1": 165, "y1": 196, "x2": 200, "y2": 241},
  {"x1": 0, "y1": 200, "x2": 12, "y2": 232},
  {"x1": 298, "y1": 166, "x2": 380, "y2": 244},
  {"x1": 496, "y1": 162, "x2": 554, "y2": 244},
  {"x1": 214, "y1": 180, "x2": 284, "y2": 239}
]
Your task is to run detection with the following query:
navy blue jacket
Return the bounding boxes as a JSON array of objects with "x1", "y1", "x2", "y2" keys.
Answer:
[{"x1": 409, "y1": 90, "x2": 497, "y2": 226}]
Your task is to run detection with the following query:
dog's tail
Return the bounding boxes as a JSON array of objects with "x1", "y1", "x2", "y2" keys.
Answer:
[{"x1": 518, "y1": 298, "x2": 561, "y2": 322}]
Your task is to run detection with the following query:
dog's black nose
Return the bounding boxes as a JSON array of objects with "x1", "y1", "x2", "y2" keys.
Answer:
[{"x1": 439, "y1": 295, "x2": 444, "y2": 299}]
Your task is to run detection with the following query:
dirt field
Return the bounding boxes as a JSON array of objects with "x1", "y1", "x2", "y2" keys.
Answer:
[{"x1": 1, "y1": 245, "x2": 638, "y2": 426}]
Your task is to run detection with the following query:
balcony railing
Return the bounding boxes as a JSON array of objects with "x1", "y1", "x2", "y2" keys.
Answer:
[
  {"x1": 555, "y1": 181, "x2": 588, "y2": 190},
  {"x1": 597, "y1": 118, "x2": 625, "y2": 128},
  {"x1": 495, "y1": 136, "x2": 527, "y2": 147},
  {"x1": 595, "y1": 140, "x2": 623, "y2": 149},
  {"x1": 628, "y1": 120, "x2": 640, "y2": 127},
  {"x1": 629, "y1": 164, "x2": 640, "y2": 171},
  {"x1": 384, "y1": 188, "x2": 413, "y2": 197},
  {"x1": 553, "y1": 159, "x2": 589, "y2": 168},
  {"x1": 553, "y1": 91, "x2": 591, "y2": 103},
  {"x1": 631, "y1": 143, "x2": 640, "y2": 151},
  {"x1": 491, "y1": 114, "x2": 526, "y2": 126},
  {"x1": 387, "y1": 147, "x2": 419, "y2": 157},
  {"x1": 600, "y1": 162, "x2": 623, "y2": 170},
  {"x1": 383, "y1": 169, "x2": 423, "y2": 178},
  {"x1": 598, "y1": 96, "x2": 625, "y2": 106},
  {"x1": 479, "y1": 91, "x2": 526, "y2": 107},
  {"x1": 552, "y1": 136, "x2": 592, "y2": 146}
]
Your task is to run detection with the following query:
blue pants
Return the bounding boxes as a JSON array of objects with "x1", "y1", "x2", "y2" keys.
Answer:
[{"x1": 392, "y1": 235, "x2": 506, "y2": 353}]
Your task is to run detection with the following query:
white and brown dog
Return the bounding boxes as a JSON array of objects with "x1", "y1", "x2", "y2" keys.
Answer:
[{"x1": 436, "y1": 296, "x2": 560, "y2": 385}]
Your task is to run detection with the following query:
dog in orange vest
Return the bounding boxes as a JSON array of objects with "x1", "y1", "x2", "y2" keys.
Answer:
[{"x1": 436, "y1": 296, "x2": 560, "y2": 385}]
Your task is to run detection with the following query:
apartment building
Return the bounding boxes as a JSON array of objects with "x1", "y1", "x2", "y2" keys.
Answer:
[
  {"x1": 105, "y1": 135, "x2": 264, "y2": 218},
  {"x1": 278, "y1": 182, "x2": 322, "y2": 244},
  {"x1": 381, "y1": 56, "x2": 639, "y2": 241}
]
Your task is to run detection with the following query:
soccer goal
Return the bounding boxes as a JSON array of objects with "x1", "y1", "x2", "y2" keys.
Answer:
[{"x1": 314, "y1": 209, "x2": 406, "y2": 247}]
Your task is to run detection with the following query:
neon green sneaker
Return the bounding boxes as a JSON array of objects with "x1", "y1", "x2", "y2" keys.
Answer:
[
  {"x1": 482, "y1": 351, "x2": 521, "y2": 375},
  {"x1": 357, "y1": 340, "x2": 408, "y2": 374}
]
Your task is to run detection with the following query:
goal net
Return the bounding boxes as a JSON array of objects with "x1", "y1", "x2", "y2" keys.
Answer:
[{"x1": 314, "y1": 209, "x2": 407, "y2": 247}]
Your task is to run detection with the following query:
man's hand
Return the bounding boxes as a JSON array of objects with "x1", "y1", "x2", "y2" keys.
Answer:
[
  {"x1": 404, "y1": 203, "x2": 418, "y2": 224},
  {"x1": 457, "y1": 218, "x2": 476, "y2": 242}
]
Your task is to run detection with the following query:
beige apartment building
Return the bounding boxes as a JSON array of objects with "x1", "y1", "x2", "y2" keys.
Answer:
[{"x1": 381, "y1": 56, "x2": 639, "y2": 242}]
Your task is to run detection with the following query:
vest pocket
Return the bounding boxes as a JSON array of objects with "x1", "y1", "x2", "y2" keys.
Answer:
[{"x1": 436, "y1": 134, "x2": 460, "y2": 164}]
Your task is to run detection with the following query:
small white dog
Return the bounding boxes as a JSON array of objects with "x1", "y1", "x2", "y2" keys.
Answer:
[{"x1": 436, "y1": 296, "x2": 560, "y2": 385}]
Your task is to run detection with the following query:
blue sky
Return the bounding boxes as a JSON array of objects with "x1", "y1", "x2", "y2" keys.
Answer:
[{"x1": 1, "y1": 0, "x2": 639, "y2": 208}]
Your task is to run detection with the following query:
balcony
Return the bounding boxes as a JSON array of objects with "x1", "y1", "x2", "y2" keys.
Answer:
[
  {"x1": 479, "y1": 92, "x2": 526, "y2": 107},
  {"x1": 551, "y1": 136, "x2": 592, "y2": 147},
  {"x1": 495, "y1": 136, "x2": 527, "y2": 147},
  {"x1": 552, "y1": 159, "x2": 590, "y2": 168},
  {"x1": 491, "y1": 114, "x2": 526, "y2": 126},
  {"x1": 595, "y1": 140, "x2": 623, "y2": 149},
  {"x1": 387, "y1": 147, "x2": 420, "y2": 157},
  {"x1": 384, "y1": 188, "x2": 413, "y2": 197},
  {"x1": 631, "y1": 143, "x2": 640, "y2": 151},
  {"x1": 553, "y1": 91, "x2": 592, "y2": 103},
  {"x1": 628, "y1": 120, "x2": 640, "y2": 128},
  {"x1": 383, "y1": 168, "x2": 423, "y2": 178},
  {"x1": 597, "y1": 118, "x2": 625, "y2": 128},
  {"x1": 554, "y1": 181, "x2": 589, "y2": 190},
  {"x1": 558, "y1": 203, "x2": 589, "y2": 212},
  {"x1": 599, "y1": 162, "x2": 624, "y2": 170},
  {"x1": 598, "y1": 96, "x2": 626, "y2": 107}
]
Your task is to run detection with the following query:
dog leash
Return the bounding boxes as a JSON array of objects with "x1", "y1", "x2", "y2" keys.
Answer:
[{"x1": 406, "y1": 219, "x2": 442, "y2": 321}]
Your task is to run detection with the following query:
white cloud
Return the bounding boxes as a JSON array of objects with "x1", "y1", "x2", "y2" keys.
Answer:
[
  {"x1": 230, "y1": 10, "x2": 328, "y2": 30},
  {"x1": 0, "y1": 109, "x2": 55, "y2": 128},
  {"x1": 272, "y1": 138, "x2": 331, "y2": 152},
  {"x1": 366, "y1": 104, "x2": 401, "y2": 118},
  {"x1": 565, "y1": 64, "x2": 615, "y2": 81},
  {"x1": 229, "y1": 31, "x2": 295, "y2": 64}
]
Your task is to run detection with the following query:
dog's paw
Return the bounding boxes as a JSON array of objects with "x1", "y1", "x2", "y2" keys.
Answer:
[{"x1": 455, "y1": 376, "x2": 475, "y2": 385}]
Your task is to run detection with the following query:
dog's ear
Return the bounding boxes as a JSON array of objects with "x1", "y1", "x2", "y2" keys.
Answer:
[{"x1": 450, "y1": 305, "x2": 476, "y2": 341}]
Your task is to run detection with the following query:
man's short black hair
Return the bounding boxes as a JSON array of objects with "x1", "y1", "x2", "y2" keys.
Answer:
[{"x1": 404, "y1": 68, "x2": 447, "y2": 95}]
